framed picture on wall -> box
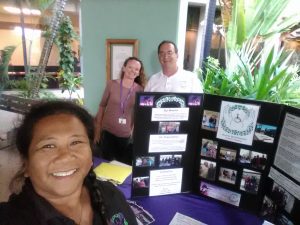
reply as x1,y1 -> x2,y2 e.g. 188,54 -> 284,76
106,39 -> 139,80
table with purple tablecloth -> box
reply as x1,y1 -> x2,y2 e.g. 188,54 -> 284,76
93,157 -> 263,225
133,193 -> 263,225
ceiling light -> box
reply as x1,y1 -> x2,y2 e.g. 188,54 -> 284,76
22,8 -> 31,15
3,6 -> 41,15
30,9 -> 41,16
3,6 -> 20,14
13,26 -> 41,39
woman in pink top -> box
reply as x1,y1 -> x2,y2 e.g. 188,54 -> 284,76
94,57 -> 146,164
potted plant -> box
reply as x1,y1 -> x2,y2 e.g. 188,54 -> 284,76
198,0 -> 300,107
54,15 -> 83,101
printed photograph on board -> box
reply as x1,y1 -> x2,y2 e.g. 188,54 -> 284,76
149,168 -> 183,196
139,95 -> 154,106
201,138 -> 218,159
201,110 -> 219,132
133,176 -> 150,189
238,148 -> 267,170
188,95 -> 201,106
270,182 -> 295,213
240,169 -> 261,194
219,147 -> 237,162
158,121 -> 180,134
135,156 -> 155,167
254,123 -> 277,144
159,154 -> 182,167
199,159 -> 216,181
218,167 -> 237,184
260,196 -> 277,222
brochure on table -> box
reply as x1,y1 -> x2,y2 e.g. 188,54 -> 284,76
131,93 -> 300,224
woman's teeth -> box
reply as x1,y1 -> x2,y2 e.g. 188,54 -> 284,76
52,169 -> 77,177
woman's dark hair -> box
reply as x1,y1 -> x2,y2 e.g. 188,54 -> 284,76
16,100 -> 94,158
14,100 -> 109,224
120,56 -> 146,88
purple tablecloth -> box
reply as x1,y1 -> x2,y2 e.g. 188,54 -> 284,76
93,158 -> 263,225
133,193 -> 263,225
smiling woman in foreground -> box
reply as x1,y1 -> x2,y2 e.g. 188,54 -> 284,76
0,101 -> 137,225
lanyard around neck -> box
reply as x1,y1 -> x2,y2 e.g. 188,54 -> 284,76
120,79 -> 135,116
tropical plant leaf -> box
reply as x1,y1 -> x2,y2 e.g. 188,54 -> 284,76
200,0 -> 300,106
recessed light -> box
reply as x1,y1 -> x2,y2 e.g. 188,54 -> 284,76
3,6 -> 20,14
3,6 -> 41,16
13,26 -> 41,38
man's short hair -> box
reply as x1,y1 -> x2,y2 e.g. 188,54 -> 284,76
157,40 -> 178,54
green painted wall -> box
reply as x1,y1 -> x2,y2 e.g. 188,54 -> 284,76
81,0 -> 180,114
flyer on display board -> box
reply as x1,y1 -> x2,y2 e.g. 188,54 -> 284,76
200,181 -> 241,206
151,108 -> 189,121
148,134 -> 187,153
216,101 -> 260,146
274,113 -> 300,182
149,168 -> 183,196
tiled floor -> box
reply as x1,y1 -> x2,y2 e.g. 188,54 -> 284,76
0,145 -> 21,202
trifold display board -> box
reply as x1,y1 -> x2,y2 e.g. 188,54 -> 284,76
132,93 -> 203,196
131,93 -> 300,224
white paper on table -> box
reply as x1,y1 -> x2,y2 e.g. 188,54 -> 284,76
169,212 -> 207,225
262,220 -> 275,225
149,168 -> 182,196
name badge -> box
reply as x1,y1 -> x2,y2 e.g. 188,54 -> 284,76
118,118 -> 127,125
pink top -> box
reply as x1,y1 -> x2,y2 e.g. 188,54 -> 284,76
98,80 -> 143,137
